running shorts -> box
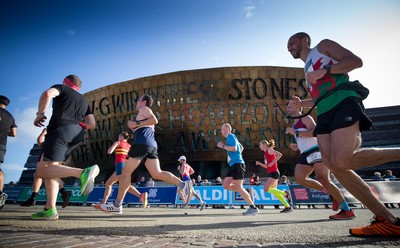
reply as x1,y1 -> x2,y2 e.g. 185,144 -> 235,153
314,97 -> 372,135
225,163 -> 245,180
298,147 -> 321,166
268,171 -> 280,180
41,125 -> 84,162
128,144 -> 158,160
115,162 -> 125,175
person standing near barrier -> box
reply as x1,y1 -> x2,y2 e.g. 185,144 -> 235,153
32,75 -> 99,220
287,32 -> 400,236
256,139 -> 293,213
93,132 -> 148,210
177,155 -> 206,210
99,94 -> 192,214
146,177 -> 155,187
0,95 -> 17,210
382,170 -> 399,209
20,128 -> 72,208
285,100 -> 355,220
217,123 -> 259,216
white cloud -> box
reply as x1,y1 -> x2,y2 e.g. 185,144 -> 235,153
11,107 -> 49,143
244,2 -> 255,18
2,163 -> 25,184
3,106 -> 51,184
66,29 -> 76,37
212,55 -> 222,62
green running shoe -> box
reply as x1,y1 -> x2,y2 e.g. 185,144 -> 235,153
80,164 -> 100,196
31,207 -> 59,220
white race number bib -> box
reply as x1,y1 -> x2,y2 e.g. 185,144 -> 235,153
306,151 -> 322,164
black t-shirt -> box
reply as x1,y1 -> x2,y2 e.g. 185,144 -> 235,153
0,108 -> 17,146
47,84 -> 92,131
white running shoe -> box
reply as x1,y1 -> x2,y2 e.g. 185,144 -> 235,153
0,192 -> 8,209
242,207 -> 260,216
200,202 -> 206,211
179,181 -> 192,206
99,202 -> 122,214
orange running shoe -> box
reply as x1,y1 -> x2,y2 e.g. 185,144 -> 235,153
329,209 -> 356,220
350,216 -> 400,237
330,195 -> 339,211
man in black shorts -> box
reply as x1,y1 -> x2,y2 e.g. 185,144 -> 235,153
32,75 -> 98,220
217,123 -> 259,215
287,32 -> 400,236
0,95 -> 17,210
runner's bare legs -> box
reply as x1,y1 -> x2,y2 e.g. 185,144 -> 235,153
318,121 -> 399,223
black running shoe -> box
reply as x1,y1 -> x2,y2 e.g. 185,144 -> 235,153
61,190 -> 72,208
20,197 -> 36,207
280,206 -> 294,213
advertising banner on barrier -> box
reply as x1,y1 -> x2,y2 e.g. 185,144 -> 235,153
4,181 -> 400,205
126,187 -> 177,205
16,187 -> 88,203
363,181 -> 400,203
175,185 -> 291,205
87,186 -> 177,205
3,187 -> 25,201
175,186 -> 232,205
288,184 -> 332,205
288,181 -> 400,205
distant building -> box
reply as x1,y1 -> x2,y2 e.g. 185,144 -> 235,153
17,67 -> 400,185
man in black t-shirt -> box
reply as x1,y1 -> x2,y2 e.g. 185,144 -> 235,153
0,95 -> 17,210
31,75 -> 99,220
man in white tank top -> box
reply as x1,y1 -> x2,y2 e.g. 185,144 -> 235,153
285,101 -> 355,220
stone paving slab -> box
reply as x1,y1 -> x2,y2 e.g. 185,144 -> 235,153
0,204 -> 399,247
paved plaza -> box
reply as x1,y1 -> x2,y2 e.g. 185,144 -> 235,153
0,204 -> 399,247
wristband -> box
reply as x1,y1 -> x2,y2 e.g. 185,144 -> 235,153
79,122 -> 87,129
36,112 -> 45,117
136,120 -> 141,126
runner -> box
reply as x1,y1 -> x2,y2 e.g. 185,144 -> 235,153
217,123 -> 259,216
93,132 -> 148,210
255,139 -> 293,213
177,155 -> 206,210
99,94 -> 191,214
287,32 -> 400,236
0,95 -> 17,210
285,101 -> 355,219
32,75 -> 99,220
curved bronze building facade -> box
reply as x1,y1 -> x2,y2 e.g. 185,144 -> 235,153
71,66 -> 311,183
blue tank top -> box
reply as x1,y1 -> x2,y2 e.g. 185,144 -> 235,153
133,126 -> 157,149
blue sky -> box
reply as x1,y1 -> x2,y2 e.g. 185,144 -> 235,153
1,0 -> 399,184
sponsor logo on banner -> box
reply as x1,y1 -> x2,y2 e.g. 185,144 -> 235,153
17,187 -> 88,203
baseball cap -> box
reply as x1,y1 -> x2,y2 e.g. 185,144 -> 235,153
178,155 -> 187,161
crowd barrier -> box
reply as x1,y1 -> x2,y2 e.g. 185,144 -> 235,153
3,181 -> 400,206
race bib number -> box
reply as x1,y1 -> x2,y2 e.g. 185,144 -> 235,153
306,151 -> 322,164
